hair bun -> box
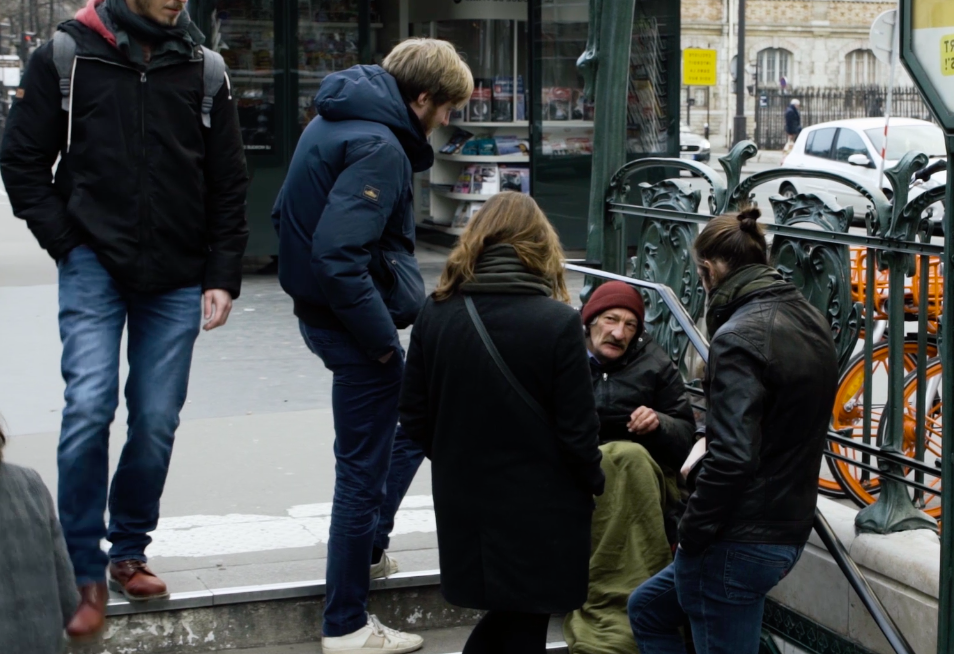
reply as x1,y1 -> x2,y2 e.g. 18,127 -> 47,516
737,208 -> 762,235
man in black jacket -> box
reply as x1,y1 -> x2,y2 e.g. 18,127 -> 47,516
0,0 -> 248,640
784,99 -> 802,153
272,39 -> 471,653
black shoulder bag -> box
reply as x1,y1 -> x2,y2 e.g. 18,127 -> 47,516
464,295 -> 550,425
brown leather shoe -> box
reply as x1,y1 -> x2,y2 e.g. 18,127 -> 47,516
108,560 -> 169,601
66,581 -> 107,641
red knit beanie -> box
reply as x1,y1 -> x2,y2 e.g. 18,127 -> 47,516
581,281 -> 646,332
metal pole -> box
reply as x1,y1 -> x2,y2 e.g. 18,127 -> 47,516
732,0 -> 746,145
687,85 -> 691,126
937,132 -> 954,654
580,0 -> 638,279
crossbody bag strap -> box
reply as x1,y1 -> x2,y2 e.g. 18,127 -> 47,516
464,295 -> 550,426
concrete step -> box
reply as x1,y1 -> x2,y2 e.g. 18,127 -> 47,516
195,625 -> 569,653
67,571 -> 570,654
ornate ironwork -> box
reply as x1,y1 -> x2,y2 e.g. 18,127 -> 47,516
631,180 -> 706,370
762,600 -> 879,654
855,152 -> 939,536
768,192 -> 861,372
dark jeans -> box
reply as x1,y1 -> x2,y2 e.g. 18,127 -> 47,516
628,541 -> 803,654
57,246 -> 201,585
299,322 -> 426,637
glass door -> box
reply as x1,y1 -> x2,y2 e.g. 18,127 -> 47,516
531,0 -> 591,249
199,0 -> 287,256
209,0 -> 284,165
530,0 -> 681,250
294,0 -> 381,137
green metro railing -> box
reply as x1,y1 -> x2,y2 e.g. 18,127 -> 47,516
577,1 -> 952,650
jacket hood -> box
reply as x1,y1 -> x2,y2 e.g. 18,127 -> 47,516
75,0 -> 117,46
316,65 -> 433,172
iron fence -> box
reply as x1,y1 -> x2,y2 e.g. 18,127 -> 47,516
754,86 -> 935,150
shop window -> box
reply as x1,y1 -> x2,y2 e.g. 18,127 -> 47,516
210,1 -> 277,154
297,1 -> 381,132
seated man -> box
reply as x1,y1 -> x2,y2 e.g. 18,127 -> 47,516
564,281 -> 696,654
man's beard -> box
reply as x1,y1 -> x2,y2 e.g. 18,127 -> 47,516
419,104 -> 440,135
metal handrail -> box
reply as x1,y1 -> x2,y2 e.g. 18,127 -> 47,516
564,262 -> 918,654
813,511 -> 916,654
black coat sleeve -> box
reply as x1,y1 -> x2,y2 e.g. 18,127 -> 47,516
0,44 -> 83,261
679,332 -> 766,554
635,358 -> 696,471
399,305 -> 432,457
202,70 -> 250,298
552,312 -> 605,496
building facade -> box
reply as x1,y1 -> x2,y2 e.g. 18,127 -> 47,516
681,0 -> 913,149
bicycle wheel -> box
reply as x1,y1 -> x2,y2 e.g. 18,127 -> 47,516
827,341 -> 936,501
837,357 -> 943,518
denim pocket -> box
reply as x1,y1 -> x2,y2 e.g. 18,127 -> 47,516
723,543 -> 801,602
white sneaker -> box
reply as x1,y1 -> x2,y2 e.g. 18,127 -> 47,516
321,614 -> 423,653
370,552 -> 399,580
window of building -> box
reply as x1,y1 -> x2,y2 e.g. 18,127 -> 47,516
845,49 -> 885,87
757,48 -> 791,86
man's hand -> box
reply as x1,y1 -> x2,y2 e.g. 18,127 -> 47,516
378,351 -> 394,364
203,289 -> 233,331
628,406 -> 660,435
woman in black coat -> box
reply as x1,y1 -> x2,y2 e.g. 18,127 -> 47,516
399,192 -> 605,654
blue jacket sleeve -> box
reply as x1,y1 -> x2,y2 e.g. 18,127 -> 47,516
312,139 -> 407,359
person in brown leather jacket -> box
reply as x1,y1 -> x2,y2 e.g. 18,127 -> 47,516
628,208 -> 838,654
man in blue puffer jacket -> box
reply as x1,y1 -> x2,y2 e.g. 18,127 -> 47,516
272,39 -> 472,654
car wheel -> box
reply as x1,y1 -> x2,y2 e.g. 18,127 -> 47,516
780,183 -> 797,199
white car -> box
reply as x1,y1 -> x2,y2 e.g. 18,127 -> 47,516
778,118 -> 947,232
679,123 -> 711,163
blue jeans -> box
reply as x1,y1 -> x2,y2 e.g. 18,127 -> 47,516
57,246 -> 201,585
628,541 -> 803,654
299,322 -> 426,637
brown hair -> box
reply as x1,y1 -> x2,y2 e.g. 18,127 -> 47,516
693,207 -> 768,275
382,38 -> 474,108
434,192 -> 570,303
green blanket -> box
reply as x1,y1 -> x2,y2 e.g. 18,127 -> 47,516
564,441 -> 680,654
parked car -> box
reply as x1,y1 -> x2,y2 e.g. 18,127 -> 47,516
778,118 -> 946,232
679,123 -> 711,163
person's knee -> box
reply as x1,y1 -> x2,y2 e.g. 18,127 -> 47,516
627,584 -> 652,632
61,381 -> 120,449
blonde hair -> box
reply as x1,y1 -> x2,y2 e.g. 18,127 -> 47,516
382,38 -> 474,108
434,192 -> 570,303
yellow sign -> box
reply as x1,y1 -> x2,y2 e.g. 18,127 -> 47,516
944,34 -> 954,76
911,0 -> 954,113
914,0 -> 954,30
683,49 -> 718,87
